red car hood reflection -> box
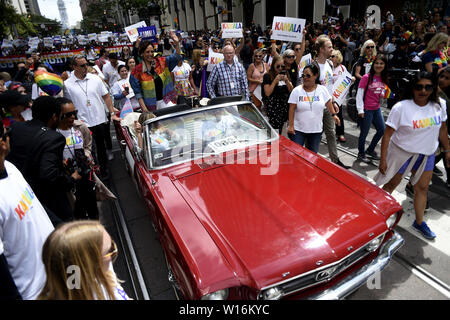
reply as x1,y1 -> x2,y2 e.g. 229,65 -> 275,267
171,147 -> 389,289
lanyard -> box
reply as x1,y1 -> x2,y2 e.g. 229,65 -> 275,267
76,78 -> 91,106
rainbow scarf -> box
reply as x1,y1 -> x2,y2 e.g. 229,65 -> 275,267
132,57 -> 176,110
34,70 -> 63,96
431,50 -> 448,68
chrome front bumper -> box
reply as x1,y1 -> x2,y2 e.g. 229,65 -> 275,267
308,231 -> 404,300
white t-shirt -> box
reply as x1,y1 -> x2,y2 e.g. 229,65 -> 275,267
317,60 -> 334,94
57,128 -> 84,161
387,99 -> 448,155
288,85 -> 332,133
0,161 -> 54,300
172,62 -> 191,82
64,73 -> 109,127
102,60 -> 125,87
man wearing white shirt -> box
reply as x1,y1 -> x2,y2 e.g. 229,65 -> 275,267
64,54 -> 121,177
0,121 -> 54,299
102,52 -> 125,87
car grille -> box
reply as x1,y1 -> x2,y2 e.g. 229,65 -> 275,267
259,234 -> 385,299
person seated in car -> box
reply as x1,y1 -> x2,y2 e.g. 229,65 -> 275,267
134,112 -> 182,152
201,108 -> 239,141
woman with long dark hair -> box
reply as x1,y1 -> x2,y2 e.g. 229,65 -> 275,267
375,71 -> 450,240
287,63 -> 340,153
356,54 -> 389,163
262,55 -> 294,134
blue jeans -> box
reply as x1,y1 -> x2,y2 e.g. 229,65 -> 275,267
290,130 -> 323,153
358,108 -> 385,154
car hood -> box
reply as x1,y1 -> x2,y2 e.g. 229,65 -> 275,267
171,146 -> 390,289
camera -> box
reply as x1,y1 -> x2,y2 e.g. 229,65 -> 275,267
280,70 -> 287,75
64,149 -> 92,178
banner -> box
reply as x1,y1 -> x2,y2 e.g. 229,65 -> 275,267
137,25 -> 158,43
221,22 -> 243,38
331,70 -> 353,106
207,48 -> 224,72
125,21 -> 147,42
0,46 -> 129,71
271,16 -> 305,43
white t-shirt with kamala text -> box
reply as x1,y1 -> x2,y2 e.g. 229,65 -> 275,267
386,99 -> 447,155
288,84 -> 332,133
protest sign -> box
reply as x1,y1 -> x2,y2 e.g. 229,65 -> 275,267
221,22 -> 243,38
137,25 -> 158,43
331,70 -> 353,106
271,16 -> 305,43
117,78 -> 135,99
125,21 -> 147,42
299,53 -> 312,72
207,48 -> 224,72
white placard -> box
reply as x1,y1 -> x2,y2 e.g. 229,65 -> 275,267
207,48 -> 224,72
221,22 -> 243,38
117,78 -> 135,99
271,17 -> 306,43
331,70 -> 353,106
299,53 -> 312,71
124,21 -> 147,42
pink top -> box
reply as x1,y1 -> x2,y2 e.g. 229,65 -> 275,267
358,74 -> 386,110
248,63 -> 267,92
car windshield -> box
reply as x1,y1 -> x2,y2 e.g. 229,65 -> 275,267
145,103 -> 277,168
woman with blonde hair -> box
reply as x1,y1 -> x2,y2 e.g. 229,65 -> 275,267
38,220 -> 130,300
354,39 -> 377,82
247,48 -> 268,110
330,49 -> 354,142
422,32 -> 449,73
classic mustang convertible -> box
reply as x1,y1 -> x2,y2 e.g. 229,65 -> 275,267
115,100 -> 404,300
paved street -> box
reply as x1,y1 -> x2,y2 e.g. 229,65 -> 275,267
103,102 -> 450,300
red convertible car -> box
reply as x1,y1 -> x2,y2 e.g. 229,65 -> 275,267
115,100 -> 404,300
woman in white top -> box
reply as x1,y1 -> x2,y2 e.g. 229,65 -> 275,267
38,220 -> 131,300
171,56 -> 196,99
111,65 -> 139,110
288,63 -> 340,153
375,72 -> 450,240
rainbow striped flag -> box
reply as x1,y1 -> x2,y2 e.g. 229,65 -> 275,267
383,85 -> 394,99
34,70 -> 63,96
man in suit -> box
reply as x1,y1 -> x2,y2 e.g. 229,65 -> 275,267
7,96 -> 81,223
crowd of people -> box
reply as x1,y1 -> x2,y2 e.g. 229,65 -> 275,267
0,6 -> 450,300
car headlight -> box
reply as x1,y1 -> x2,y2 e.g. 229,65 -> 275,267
386,212 -> 398,229
259,287 -> 283,300
201,289 -> 229,300
366,235 -> 384,252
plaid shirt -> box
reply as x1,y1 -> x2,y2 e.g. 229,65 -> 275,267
206,61 -> 250,101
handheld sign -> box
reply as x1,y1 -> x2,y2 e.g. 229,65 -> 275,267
207,48 -> 224,72
125,21 -> 147,42
271,17 -> 305,43
331,70 -> 353,106
221,22 -> 243,38
137,26 -> 158,43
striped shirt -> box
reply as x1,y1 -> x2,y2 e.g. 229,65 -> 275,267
206,61 -> 250,101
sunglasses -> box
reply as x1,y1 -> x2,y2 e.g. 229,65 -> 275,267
366,46 -> 375,49
330,55 -> 336,58
62,110 -> 78,118
255,55 -> 263,58
294,48 -> 302,51
103,240 -> 118,262
286,55 -> 295,59
302,73 -> 312,78
275,64 -> 285,69
77,63 -> 88,68
1,127 -> 11,141
413,84 -> 434,92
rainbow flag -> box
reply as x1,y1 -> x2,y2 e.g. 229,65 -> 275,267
34,70 -> 63,96
383,85 -> 394,99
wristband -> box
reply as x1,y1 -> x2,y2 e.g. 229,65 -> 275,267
331,113 -> 338,116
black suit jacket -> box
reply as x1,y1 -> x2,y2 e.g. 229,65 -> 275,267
7,119 -> 74,222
